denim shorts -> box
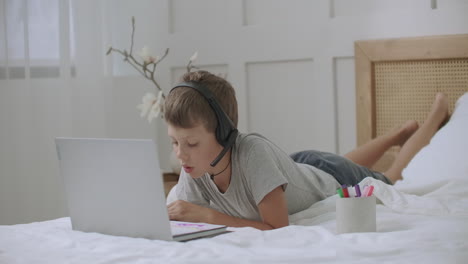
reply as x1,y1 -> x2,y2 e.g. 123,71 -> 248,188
290,150 -> 392,186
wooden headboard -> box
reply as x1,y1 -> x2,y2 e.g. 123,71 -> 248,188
354,34 -> 468,172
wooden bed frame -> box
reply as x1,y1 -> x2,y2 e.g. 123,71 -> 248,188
354,34 -> 468,172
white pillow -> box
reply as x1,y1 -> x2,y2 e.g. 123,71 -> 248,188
400,92 -> 468,185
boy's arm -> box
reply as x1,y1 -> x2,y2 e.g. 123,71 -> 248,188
167,186 -> 288,230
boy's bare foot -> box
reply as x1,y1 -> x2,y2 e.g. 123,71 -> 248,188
394,120 -> 419,146
429,93 -> 450,127
384,93 -> 450,184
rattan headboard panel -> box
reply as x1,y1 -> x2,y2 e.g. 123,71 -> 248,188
374,59 -> 468,139
355,34 -> 468,171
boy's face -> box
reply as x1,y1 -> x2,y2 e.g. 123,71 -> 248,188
168,123 -> 223,178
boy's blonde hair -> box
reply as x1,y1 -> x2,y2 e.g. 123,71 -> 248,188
164,71 -> 238,133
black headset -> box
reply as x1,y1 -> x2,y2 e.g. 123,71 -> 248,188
170,81 -> 239,167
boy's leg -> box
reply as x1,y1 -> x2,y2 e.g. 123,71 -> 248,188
290,150 -> 392,186
344,121 -> 419,168
384,93 -> 449,184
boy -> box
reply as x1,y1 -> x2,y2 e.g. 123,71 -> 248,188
165,70 -> 449,230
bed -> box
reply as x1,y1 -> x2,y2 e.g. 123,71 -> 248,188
1,35 -> 468,263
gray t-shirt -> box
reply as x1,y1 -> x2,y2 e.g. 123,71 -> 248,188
176,133 -> 340,221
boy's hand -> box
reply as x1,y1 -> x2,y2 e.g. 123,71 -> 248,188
167,200 -> 211,223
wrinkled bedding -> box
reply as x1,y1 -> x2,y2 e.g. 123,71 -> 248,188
1,177 -> 467,264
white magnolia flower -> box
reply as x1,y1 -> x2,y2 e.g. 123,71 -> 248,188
136,92 -> 157,118
146,91 -> 164,123
189,51 -> 198,62
138,46 -> 158,64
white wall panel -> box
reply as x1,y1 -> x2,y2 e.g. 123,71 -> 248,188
244,0 -> 319,26
333,57 -> 356,155
439,0 -> 468,9
246,59 -> 322,155
0,0 -> 7,79
333,0 -> 430,18
170,0 -> 231,33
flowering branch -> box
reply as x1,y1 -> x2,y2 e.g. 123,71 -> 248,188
106,17 -> 167,94
106,16 -> 198,123
187,51 -> 199,72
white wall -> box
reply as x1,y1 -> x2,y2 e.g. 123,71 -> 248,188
153,0 -> 468,164
1,0 -> 467,225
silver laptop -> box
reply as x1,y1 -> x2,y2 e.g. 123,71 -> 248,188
55,137 -> 226,241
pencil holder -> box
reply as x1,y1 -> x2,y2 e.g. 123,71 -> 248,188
336,195 -> 376,234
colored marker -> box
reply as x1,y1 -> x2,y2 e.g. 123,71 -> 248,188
365,185 -> 374,197
362,185 -> 368,197
337,188 -> 344,198
341,185 -> 349,198
354,184 -> 361,197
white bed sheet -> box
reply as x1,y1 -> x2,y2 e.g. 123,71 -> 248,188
1,177 -> 468,264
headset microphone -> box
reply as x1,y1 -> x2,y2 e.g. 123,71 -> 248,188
170,81 -> 238,168
209,129 -> 237,167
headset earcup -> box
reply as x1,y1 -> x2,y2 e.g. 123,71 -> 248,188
216,120 -> 228,147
